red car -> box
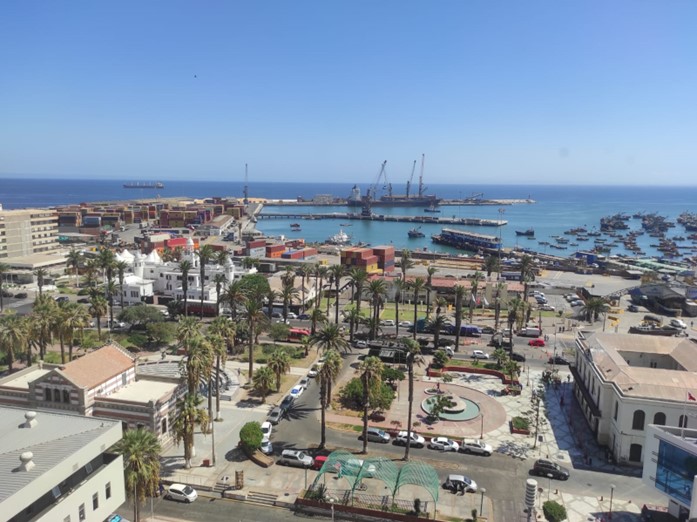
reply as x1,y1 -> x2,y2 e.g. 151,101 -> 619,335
529,338 -> 546,347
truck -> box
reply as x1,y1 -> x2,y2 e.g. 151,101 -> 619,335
518,326 -> 542,337
447,324 -> 482,337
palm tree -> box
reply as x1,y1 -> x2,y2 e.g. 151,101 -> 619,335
252,366 -> 275,402
221,279 -> 247,321
280,277 -> 299,322
33,268 -> 49,297
309,323 -> 350,354
367,279 -> 387,339
453,285 -> 466,351
178,260 -> 193,316
328,264 -> 344,324
348,267 -> 368,315
207,318 -> 235,419
317,348 -> 342,448
105,280 -> 118,328
483,255 -> 500,278
403,338 -> 423,461
298,264 -> 311,312
428,313 -> 449,350
519,254 -> 536,311
400,249 -> 414,279
62,302 -> 91,360
507,296 -> 524,341
410,277 -> 426,340
114,260 -> 129,310
196,244 -> 216,319
265,289 -> 279,320
393,277 -> 406,336
242,297 -> 267,378
469,271 -> 483,323
66,248 -> 82,288
89,294 -> 108,339
213,273 -> 227,316
114,428 -> 161,522
215,249 -> 229,267
173,393 -> 210,469
31,294 -> 57,360
425,266 -> 437,317
176,316 -> 202,356
315,265 -> 329,308
582,297 -> 608,322
359,356 -> 383,454
343,307 -> 361,343
180,338 -> 213,396
0,262 -> 9,311
267,348 -> 291,391
494,281 -> 506,331
84,258 -> 100,290
0,313 -> 28,371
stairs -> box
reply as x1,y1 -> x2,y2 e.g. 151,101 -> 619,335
246,490 -> 278,506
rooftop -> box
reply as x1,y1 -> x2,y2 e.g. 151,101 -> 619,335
107,378 -> 178,403
59,343 -> 135,389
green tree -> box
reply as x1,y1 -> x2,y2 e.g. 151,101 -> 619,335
409,277 -> 426,340
268,322 -> 290,343
400,249 -> 414,279
280,275 -> 299,322
542,500 -> 568,522
237,273 -> 271,300
178,259 -> 193,316
310,307 -> 327,335
33,268 -> 49,297
208,317 -> 235,419
180,337 -> 212,396
359,356 -> 384,453
328,264 -> 344,324
243,297 -> 268,378
267,348 -> 291,391
348,267 -> 368,316
298,264 -> 311,312
239,421 -> 264,454
173,393 -> 210,469
146,322 -> 176,347
581,297 -> 608,322
317,348 -> 343,449
196,244 -> 216,319
402,339 -> 422,462
31,294 -> 58,360
425,265 -> 437,317
89,294 -> 108,339
61,302 -> 91,361
367,278 -> 387,339
428,313 -> 449,350
252,366 -> 275,402
453,284 -> 466,352
483,255 -> 500,278
114,428 -> 161,522
393,277 -> 406,336
342,306 -> 361,343
119,305 -> 165,330
314,265 -> 328,308
469,271 -> 483,323
213,273 -> 227,316
221,279 -> 247,321
176,316 -> 202,357
114,260 -> 129,310
0,313 -> 29,371
66,248 -> 83,289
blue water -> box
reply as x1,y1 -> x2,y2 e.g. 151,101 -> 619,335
1,178 -> 696,258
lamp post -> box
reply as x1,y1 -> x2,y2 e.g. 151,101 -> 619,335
609,484 -> 616,519
330,498 -> 335,522
480,487 -> 486,517
480,411 -> 485,439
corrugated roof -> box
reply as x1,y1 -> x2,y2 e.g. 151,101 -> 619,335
60,343 -> 135,389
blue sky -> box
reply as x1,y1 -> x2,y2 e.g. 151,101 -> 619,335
1,1 -> 696,185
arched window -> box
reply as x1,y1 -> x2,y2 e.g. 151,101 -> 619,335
62,390 -> 70,403
53,389 -> 61,402
653,412 -> 666,425
632,410 -> 645,430
679,415 -> 688,428
44,388 -> 51,401
614,402 -> 619,420
629,443 -> 643,462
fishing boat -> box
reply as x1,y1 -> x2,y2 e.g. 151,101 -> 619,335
515,228 -> 535,237
423,203 -> 441,213
408,226 -> 425,238
290,223 -> 301,228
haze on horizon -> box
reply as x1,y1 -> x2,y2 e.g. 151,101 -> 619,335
1,1 -> 696,186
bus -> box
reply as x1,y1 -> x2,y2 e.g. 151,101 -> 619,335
287,328 -> 311,342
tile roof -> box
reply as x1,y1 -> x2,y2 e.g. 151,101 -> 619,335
60,343 -> 135,389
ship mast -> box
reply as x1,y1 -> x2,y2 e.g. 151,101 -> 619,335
418,153 -> 426,197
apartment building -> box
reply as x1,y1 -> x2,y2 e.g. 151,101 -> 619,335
0,208 -> 59,259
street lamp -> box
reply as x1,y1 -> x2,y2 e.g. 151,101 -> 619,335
330,498 -> 335,522
479,487 -> 486,517
480,411 -> 485,439
609,484 -> 616,519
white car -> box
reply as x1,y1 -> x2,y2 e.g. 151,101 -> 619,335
460,439 -> 493,456
290,385 -> 304,399
428,437 -> 460,452
354,340 -> 368,348
308,365 -> 319,378
670,318 -> 687,329
260,421 -> 272,439
399,320 -> 414,327
326,458 -> 377,478
380,319 -> 396,327
395,431 -> 426,448
286,312 -> 298,319
166,483 -> 198,503
261,439 -> 274,455
298,377 -> 310,389
540,304 -> 555,312
471,350 -> 490,360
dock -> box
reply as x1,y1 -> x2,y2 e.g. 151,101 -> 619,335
256,211 -> 507,227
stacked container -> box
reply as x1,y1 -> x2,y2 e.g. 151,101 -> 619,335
266,244 -> 286,258
371,245 -> 396,272
340,247 -> 380,273
246,239 -> 266,258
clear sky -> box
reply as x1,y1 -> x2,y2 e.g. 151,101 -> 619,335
1,1 -> 696,185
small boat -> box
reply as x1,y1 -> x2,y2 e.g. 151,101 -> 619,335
408,226 -> 425,238
424,204 -> 441,213
326,228 -> 351,245
516,228 -> 535,237
290,223 -> 301,228
340,223 -> 353,227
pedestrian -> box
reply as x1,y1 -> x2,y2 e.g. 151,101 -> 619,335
159,481 -> 164,497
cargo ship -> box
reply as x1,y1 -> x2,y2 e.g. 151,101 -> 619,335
431,227 -> 501,254
123,182 -> 165,189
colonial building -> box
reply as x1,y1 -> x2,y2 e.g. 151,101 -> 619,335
572,331 -> 697,466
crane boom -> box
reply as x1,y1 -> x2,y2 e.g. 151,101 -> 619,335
406,159 -> 416,198
418,153 -> 426,197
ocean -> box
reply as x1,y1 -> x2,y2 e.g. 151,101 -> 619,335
1,178 -> 697,259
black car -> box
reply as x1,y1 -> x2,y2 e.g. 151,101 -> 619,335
548,356 -> 570,365
1,290 -> 14,298
531,459 -> 570,480
14,292 -> 28,299
510,352 -> 526,362
298,313 -> 311,320
77,298 -> 90,304
280,395 -> 294,412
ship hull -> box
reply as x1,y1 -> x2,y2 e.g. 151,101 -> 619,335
347,195 -> 441,207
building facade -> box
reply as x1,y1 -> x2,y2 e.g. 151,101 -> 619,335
0,208 -> 59,259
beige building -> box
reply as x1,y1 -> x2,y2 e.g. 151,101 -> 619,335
0,208 -> 60,259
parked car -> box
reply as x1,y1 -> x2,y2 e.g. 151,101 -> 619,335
298,313 -> 311,320
298,377 -> 310,390
14,292 -> 28,299
471,350 -> 489,360
670,318 -> 687,330
77,298 -> 90,304
354,340 -> 368,348
54,296 -> 69,303
380,319 -> 396,327
399,320 -> 413,327
286,312 -> 298,319
531,459 -> 570,480
260,439 -> 274,456
627,304 -> 639,312
268,407 -> 283,425
548,356 -> 570,365
443,346 -> 455,357
280,395 -> 294,412
166,484 -> 198,503
443,474 -> 478,493
528,338 -> 546,347
540,304 -> 555,311
271,312 -> 283,318
308,365 -> 319,378
290,385 -> 304,399
358,427 -> 391,444
460,439 -> 493,456
510,352 -> 527,362
570,300 -> 584,307
428,437 -> 460,452
278,449 -> 313,468
261,421 -> 272,439
1,290 -> 13,298
311,455 -> 328,471
394,431 -> 426,448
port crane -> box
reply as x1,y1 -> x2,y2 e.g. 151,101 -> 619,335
243,163 -> 249,204
405,160 -> 416,198
417,154 -> 426,197
362,160 -> 387,217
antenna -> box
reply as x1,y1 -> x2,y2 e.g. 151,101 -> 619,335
243,163 -> 249,204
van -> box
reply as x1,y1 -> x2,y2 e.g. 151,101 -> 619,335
518,326 -> 542,337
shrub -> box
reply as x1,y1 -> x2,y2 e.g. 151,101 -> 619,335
512,416 -> 530,431
542,500 -> 567,522
239,421 -> 263,454
340,377 -> 395,411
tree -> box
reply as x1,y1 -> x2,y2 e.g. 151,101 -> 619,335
208,317 -> 235,419
213,273 -> 227,316
427,394 -> 454,423
221,279 -> 247,321
66,248 -> 82,289
403,339 -> 423,462
453,285 -> 466,351
410,277 -> 426,340
146,322 -> 176,347
61,302 -> 91,360
494,281 -> 506,331
237,273 -> 271,301
425,266 -> 437,317
239,421 -> 264,454
119,305 -> 164,330
315,265 -> 328,308
483,255 -> 500,278
542,500 -> 567,522
0,313 -> 28,371
310,307 -> 327,335
114,260 -> 129,310
33,268 -> 49,297
519,254 -> 536,318
400,249 -> 414,279
393,277 -> 406,336
492,347 -> 508,369
252,366 -> 275,402
181,337 -> 212,398
268,322 -> 290,343
348,267 -> 368,316
342,307 -> 361,343
104,279 -> 118,328
507,296 -> 524,341
428,313 -> 449,350
581,297 -> 608,322
469,271 -> 482,323
328,264 -> 344,324
176,316 -> 202,357
178,260 -> 193,316
196,244 -> 216,319
243,297 -> 268,378
30,294 -> 57,360
89,294 -> 108,339
317,348 -> 343,448
367,278 -> 387,340
309,324 -> 350,354
280,275 -> 299,322
114,428 -> 161,522
298,264 -> 311,312
267,348 -> 291,391
172,393 -> 210,469
359,356 -> 384,453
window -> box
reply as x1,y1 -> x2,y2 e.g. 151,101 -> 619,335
679,415 -> 688,428
85,462 -> 93,474
78,503 -> 85,521
613,402 -> 618,421
106,482 -> 111,499
632,409 -> 645,430
653,412 -> 666,425
45,388 -> 51,401
92,492 -> 98,510
63,389 -> 70,403
54,389 -> 61,402
161,418 -> 167,435
629,443 -> 643,462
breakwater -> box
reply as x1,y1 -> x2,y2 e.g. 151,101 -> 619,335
257,211 -> 506,227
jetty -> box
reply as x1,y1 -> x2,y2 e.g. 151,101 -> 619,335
257,211 -> 506,227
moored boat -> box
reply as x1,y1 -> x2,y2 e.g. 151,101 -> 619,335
431,227 -> 501,254
516,228 -> 535,237
408,226 -> 425,238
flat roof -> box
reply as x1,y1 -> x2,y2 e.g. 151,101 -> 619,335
2,253 -> 66,269
108,379 -> 178,403
0,368 -> 51,389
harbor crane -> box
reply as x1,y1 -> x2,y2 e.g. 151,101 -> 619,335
243,163 -> 249,204
362,160 -> 387,217
405,159 -> 416,198
418,153 -> 426,197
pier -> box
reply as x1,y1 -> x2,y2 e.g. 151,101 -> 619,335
257,211 -> 507,227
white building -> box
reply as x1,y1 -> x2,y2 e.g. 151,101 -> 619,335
0,407 -> 125,522
572,331 -> 697,466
